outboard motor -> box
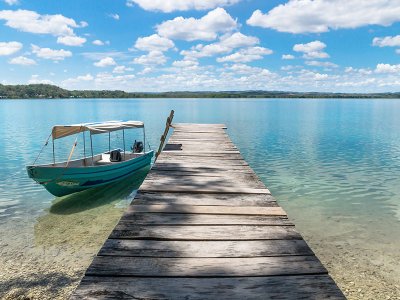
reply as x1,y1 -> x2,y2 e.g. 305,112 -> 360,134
110,149 -> 122,162
132,140 -> 144,153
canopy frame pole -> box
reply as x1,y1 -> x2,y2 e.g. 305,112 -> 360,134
83,131 -> 86,158
108,132 -> 111,153
143,126 -> 146,153
123,129 -> 126,161
90,131 -> 94,166
52,138 -> 55,165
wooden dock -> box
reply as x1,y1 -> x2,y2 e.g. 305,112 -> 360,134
72,123 -> 345,299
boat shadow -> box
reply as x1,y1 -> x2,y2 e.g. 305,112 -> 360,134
49,165 -> 151,215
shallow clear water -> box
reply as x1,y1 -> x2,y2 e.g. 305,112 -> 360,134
0,98 -> 399,298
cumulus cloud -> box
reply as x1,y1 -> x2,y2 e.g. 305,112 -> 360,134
57,35 -> 86,46
282,54 -> 294,60
109,13 -> 120,20
247,0 -> 400,33
113,65 -> 133,73
126,0 -> 240,12
28,74 -> 54,85
133,50 -> 167,65
4,0 -> 18,5
293,41 -> 329,59
305,60 -> 338,68
9,56 -> 36,65
92,40 -> 105,46
31,44 -> 72,61
134,34 -> 174,52
375,63 -> 400,74
156,8 -> 237,41
181,32 -> 259,60
94,57 -> 116,67
217,46 -> 273,63
172,59 -> 199,68
373,35 -> 400,47
0,41 -> 22,55
0,9 -> 87,44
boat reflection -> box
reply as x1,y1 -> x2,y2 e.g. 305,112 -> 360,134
34,165 -> 150,249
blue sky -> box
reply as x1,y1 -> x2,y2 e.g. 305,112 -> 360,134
0,0 -> 400,92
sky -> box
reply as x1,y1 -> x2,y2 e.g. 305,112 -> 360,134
0,0 -> 400,93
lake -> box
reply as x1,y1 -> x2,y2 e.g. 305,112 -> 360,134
0,98 -> 399,299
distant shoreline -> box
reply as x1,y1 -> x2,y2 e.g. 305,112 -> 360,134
1,83 -> 400,99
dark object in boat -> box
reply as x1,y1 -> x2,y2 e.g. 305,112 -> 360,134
110,149 -> 122,162
133,140 -> 144,153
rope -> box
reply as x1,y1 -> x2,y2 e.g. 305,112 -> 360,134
32,132 -> 52,165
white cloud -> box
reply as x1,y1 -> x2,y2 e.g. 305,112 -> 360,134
133,51 -> 167,65
172,59 -> 199,68
94,57 -> 116,67
4,0 -> 18,5
81,51 -> 128,60
0,10 -> 87,41
0,41 -> 22,55
282,54 -> 294,60
126,0 -> 240,12
28,74 -> 54,85
139,67 -> 153,75
57,35 -> 86,46
134,34 -> 175,52
344,67 -> 372,75
375,63 -> 400,74
9,56 -> 36,65
113,65 -> 133,73
217,46 -> 273,63
229,64 -> 273,76
181,32 -> 259,60
109,13 -> 120,20
92,40 -> 105,46
247,0 -> 400,33
156,8 -> 237,41
305,60 -> 338,68
31,44 -> 72,61
77,74 -> 94,81
373,35 -> 400,47
293,41 -> 329,59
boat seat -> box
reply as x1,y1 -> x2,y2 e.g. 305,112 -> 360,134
96,153 -> 113,165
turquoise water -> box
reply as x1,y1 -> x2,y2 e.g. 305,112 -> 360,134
0,98 -> 400,298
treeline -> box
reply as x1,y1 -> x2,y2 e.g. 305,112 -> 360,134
1,83 -> 400,99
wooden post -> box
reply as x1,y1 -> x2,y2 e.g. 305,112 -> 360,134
155,110 -> 174,162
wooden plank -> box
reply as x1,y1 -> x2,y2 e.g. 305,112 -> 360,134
134,192 -> 278,207
119,213 -> 292,225
98,239 -> 310,257
72,275 -> 345,300
110,225 -> 301,240
151,164 -> 253,171
127,204 -> 286,216
140,185 -> 271,194
86,256 -> 327,277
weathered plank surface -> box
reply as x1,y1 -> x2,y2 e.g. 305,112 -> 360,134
72,123 -> 344,299
86,256 -> 327,277
110,224 -> 302,240
72,276 -> 345,300
98,240 -> 312,257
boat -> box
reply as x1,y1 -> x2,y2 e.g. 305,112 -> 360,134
26,120 -> 154,197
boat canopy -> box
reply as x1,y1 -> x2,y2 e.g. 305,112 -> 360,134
51,121 -> 144,140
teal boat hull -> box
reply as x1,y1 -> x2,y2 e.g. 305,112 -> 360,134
26,151 -> 153,197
